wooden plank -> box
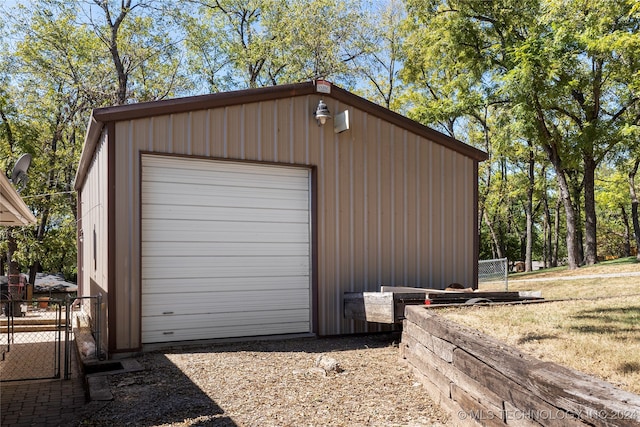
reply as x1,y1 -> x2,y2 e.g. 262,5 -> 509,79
402,332 -> 505,415
451,383 -> 508,427
404,318 -> 457,362
402,321 -> 434,351
502,401 -> 546,427
453,348 -> 585,427
432,335 -> 456,363
405,306 -> 549,375
343,292 -> 394,324
527,362 -> 640,427
406,364 -> 482,427
344,291 -> 426,323
404,344 -> 453,397
382,285 -> 447,294
404,307 -> 640,427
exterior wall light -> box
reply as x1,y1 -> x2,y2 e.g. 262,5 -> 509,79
314,99 -> 332,126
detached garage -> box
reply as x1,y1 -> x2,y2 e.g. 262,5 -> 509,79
74,81 -> 487,356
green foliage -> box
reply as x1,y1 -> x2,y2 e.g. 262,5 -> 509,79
402,0 -> 640,266
182,0 -> 368,91
3,0 -> 640,278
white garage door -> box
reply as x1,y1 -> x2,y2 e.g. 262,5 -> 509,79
141,155 -> 311,343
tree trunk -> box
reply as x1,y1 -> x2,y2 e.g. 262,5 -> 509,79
6,231 -> 19,285
549,159 -> 579,269
621,205 -> 631,257
6,230 -> 23,316
483,211 -> 503,259
542,191 -> 552,268
534,95 -> 579,269
553,197 -> 561,267
628,159 -> 640,262
96,0 -> 131,104
568,174 -> 585,264
583,156 -> 598,265
525,145 -> 535,272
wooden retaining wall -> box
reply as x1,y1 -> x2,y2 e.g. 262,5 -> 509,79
400,305 -> 640,427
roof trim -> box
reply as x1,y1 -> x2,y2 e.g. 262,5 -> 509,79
74,81 -> 488,189
0,173 -> 37,226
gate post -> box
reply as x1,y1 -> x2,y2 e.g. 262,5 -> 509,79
64,294 -> 71,379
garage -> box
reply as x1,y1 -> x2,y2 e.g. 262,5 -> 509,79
75,81 -> 487,355
140,154 -> 312,343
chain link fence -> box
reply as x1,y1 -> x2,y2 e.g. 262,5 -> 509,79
478,258 -> 509,290
0,294 -> 102,382
0,296 -> 70,381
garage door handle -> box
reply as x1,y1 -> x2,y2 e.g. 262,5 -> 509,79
162,311 -> 174,315
163,331 -> 174,335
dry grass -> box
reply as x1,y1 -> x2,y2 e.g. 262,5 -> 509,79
442,258 -> 640,395
508,256 -> 640,279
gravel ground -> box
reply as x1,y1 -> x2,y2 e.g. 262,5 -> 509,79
75,333 -> 448,427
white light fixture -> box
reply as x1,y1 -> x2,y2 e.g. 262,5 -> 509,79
314,99 -> 332,126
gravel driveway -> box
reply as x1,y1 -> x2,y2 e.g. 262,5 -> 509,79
74,333 -> 448,426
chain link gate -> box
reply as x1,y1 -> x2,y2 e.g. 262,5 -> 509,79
478,257 -> 509,290
0,295 -> 73,382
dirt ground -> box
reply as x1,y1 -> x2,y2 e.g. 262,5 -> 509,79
74,333 -> 449,427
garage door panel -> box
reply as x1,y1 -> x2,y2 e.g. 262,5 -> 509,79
142,195 -> 308,211
142,242 -> 309,257
143,310 -> 310,331
142,289 -> 310,315
143,159 -> 309,189
142,220 -> 309,237
142,312 -> 310,343
141,230 -> 309,245
141,155 -> 311,344
144,323 -> 311,343
142,205 -> 309,223
142,181 -> 308,203
143,270 -> 308,281
142,173 -> 309,192
141,276 -> 310,294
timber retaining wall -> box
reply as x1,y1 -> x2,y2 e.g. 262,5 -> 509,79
400,305 -> 640,427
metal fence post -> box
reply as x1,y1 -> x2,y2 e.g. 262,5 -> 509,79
64,294 -> 71,379
504,258 -> 509,291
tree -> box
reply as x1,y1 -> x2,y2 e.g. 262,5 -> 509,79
402,0 -> 640,269
1,0 -> 191,282
183,0 -> 368,90
596,166 -> 635,258
352,0 -> 405,110
88,0 -> 191,104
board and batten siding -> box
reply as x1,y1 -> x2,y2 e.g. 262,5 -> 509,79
110,94 -> 476,351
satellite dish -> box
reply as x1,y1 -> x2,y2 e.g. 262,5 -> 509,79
11,153 -> 32,193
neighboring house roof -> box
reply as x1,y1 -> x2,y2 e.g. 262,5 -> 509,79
0,173 -> 37,226
75,81 -> 488,190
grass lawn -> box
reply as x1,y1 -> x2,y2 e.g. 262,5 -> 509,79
440,257 -> 640,395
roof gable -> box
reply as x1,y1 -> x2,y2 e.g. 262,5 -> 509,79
75,81 -> 487,189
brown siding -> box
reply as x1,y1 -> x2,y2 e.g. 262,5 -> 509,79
78,131 -> 109,353
108,94 -> 479,351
